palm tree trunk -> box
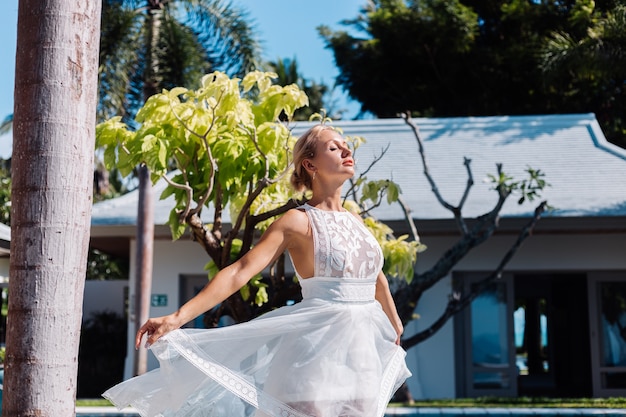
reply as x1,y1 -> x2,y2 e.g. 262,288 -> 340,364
132,3 -> 162,375
133,164 -> 154,376
5,0 -> 101,415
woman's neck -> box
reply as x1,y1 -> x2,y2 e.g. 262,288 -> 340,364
307,188 -> 344,212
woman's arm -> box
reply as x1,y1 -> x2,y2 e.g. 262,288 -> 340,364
375,271 -> 404,345
136,210 -> 301,349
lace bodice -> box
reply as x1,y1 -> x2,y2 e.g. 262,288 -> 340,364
301,204 -> 383,281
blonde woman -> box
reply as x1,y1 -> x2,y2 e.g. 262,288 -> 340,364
104,125 -> 410,417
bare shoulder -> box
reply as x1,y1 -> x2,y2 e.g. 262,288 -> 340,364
272,208 -> 310,238
274,207 -> 309,235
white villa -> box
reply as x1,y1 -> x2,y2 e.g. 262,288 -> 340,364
83,113 -> 626,399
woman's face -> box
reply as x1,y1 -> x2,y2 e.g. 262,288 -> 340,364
308,129 -> 354,181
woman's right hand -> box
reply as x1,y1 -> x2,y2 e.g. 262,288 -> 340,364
131,208 -> 298,351
135,313 -> 182,349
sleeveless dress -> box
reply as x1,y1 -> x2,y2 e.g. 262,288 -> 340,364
103,204 -> 411,417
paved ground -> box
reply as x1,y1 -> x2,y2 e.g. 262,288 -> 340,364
76,406 -> 626,416
385,408 -> 626,416
76,406 -> 138,416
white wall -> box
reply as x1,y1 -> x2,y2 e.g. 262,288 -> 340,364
423,233 -> 626,272
404,276 -> 456,399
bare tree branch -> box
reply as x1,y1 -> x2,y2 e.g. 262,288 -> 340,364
392,113 -> 549,352
397,196 -> 420,243
400,113 -> 457,212
400,112 -> 473,235
401,201 -> 548,350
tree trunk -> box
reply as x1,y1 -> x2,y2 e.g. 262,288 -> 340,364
133,164 -> 154,376
5,1 -> 101,416
131,4 -> 162,375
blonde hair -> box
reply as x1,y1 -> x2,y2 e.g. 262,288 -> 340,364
290,125 -> 333,192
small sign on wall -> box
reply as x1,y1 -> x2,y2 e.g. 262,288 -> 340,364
151,294 -> 168,307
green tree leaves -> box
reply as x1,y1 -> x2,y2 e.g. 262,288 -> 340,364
321,0 -> 626,147
486,165 -> 550,205
97,71 -> 307,242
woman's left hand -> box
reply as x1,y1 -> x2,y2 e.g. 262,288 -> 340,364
395,323 -> 404,346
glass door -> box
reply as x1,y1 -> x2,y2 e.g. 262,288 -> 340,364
514,275 -> 554,395
588,272 -> 626,396
460,273 -> 517,397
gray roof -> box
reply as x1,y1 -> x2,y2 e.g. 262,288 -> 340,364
91,172 -> 180,225
292,113 -> 626,220
91,113 -> 626,226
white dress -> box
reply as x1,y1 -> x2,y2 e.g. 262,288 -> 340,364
103,204 -> 411,417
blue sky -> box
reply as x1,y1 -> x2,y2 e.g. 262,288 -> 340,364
0,1 -> 17,157
0,0 -> 365,158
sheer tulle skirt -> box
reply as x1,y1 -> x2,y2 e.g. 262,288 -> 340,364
103,284 -> 410,417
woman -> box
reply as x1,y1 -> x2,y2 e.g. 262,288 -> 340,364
104,125 -> 411,417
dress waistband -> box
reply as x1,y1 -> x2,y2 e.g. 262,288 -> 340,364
298,276 -> 376,303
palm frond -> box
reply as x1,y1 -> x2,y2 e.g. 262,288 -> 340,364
98,0 -> 146,121
97,0 -> 262,121
542,5 -> 626,79
540,31 -> 582,73
177,0 -> 262,77
595,5 -> 626,75
266,57 -> 301,86
156,14 -> 211,91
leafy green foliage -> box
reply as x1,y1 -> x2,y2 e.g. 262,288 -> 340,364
320,0 -> 626,147
361,179 -> 401,206
486,165 -> 550,205
95,0 -> 263,203
98,71 -> 306,239
264,57 -> 344,121
86,249 -> 129,281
